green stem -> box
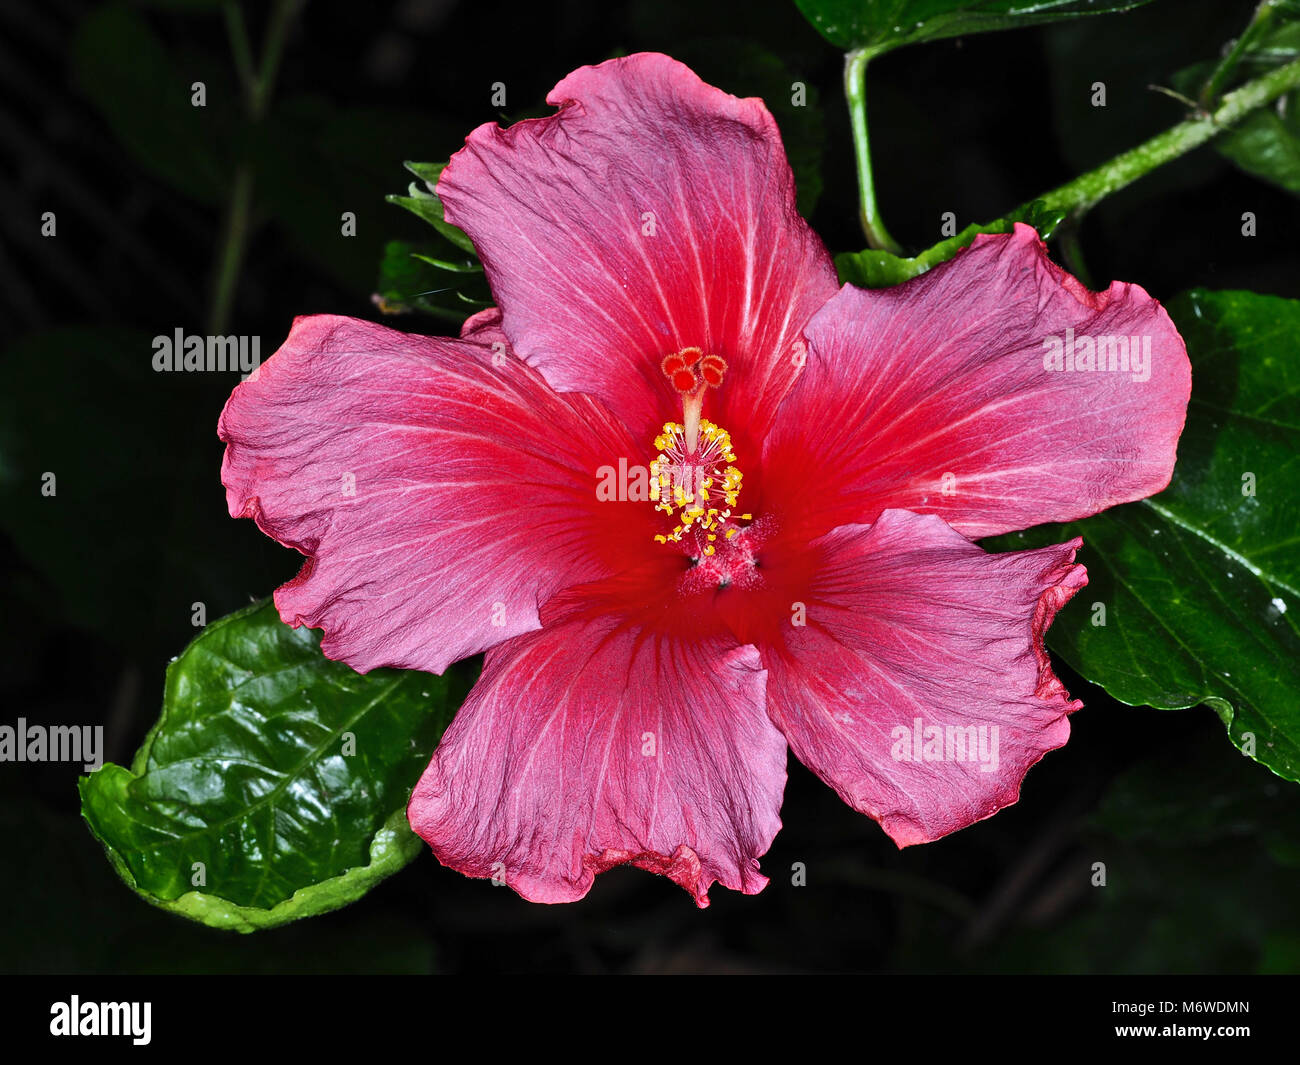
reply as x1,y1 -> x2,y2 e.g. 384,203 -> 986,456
207,0 -> 304,334
1200,0 -> 1278,109
1026,57 -> 1300,226
208,165 -> 254,336
223,3 -> 257,112
250,0 -> 303,121
844,48 -> 901,255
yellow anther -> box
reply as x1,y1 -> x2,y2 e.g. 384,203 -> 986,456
647,415 -> 745,546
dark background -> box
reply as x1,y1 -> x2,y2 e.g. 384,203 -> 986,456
2,0 -> 1298,974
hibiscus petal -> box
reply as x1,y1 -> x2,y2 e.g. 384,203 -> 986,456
437,52 -> 838,449
761,224 -> 1191,540
408,612 -> 786,906
458,306 -> 508,346
762,509 -> 1086,847
219,314 -> 657,674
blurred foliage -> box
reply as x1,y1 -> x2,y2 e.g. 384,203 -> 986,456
979,728 -> 1300,974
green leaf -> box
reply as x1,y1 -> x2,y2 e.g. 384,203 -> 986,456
835,200 -> 1064,287
1,798 -> 437,972
836,221 -> 1002,287
793,0 -> 1154,55
80,600 -> 472,932
373,239 -> 491,322
380,162 -> 490,322
387,161 -> 478,254
254,100 -> 462,293
1172,16 -> 1300,196
410,253 -> 484,274
984,289 -> 1300,783
1214,106 -> 1300,196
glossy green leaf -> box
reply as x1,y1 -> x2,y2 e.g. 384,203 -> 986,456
835,200 -> 1064,287
793,0 -> 1153,55
80,600 -> 472,931
3,798 -> 437,971
985,289 -> 1300,783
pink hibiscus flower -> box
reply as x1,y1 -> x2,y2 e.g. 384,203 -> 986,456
218,53 -> 1191,907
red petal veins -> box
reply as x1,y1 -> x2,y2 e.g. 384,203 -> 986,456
437,52 -> 838,453
408,610 -> 786,907
761,224 -> 1192,541
219,314 -> 659,675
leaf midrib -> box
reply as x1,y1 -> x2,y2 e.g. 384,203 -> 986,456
1140,497 -> 1300,600
133,670 -> 412,850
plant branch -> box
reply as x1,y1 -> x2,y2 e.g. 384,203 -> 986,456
844,47 -> 901,255
250,0 -> 303,121
208,165 -> 255,337
222,3 -> 257,112
1200,0 -> 1280,109
1024,57 -> 1300,226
